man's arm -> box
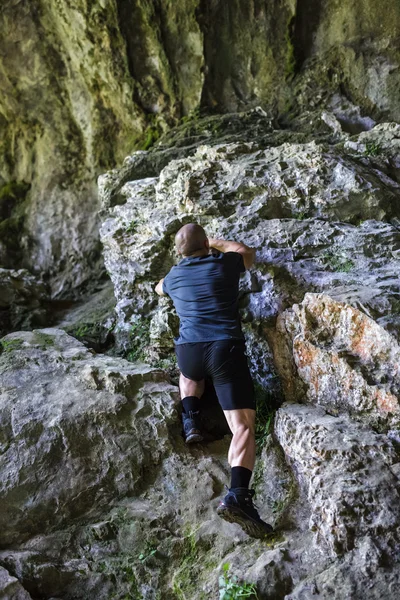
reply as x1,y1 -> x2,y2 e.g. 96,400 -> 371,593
208,237 -> 256,269
155,278 -> 165,296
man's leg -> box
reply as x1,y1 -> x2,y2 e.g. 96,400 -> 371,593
179,373 -> 205,443
175,344 -> 206,444
217,407 -> 272,537
224,408 -> 256,471
207,341 -> 273,537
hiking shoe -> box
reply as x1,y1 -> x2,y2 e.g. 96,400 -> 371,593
217,487 -> 273,539
182,410 -> 203,444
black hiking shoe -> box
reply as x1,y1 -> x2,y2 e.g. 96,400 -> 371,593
217,487 -> 273,539
182,410 -> 203,444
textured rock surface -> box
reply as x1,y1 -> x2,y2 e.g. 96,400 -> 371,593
99,117 -> 400,381
1,1 -> 400,294
0,567 -> 33,600
0,328 -> 179,547
0,269 -> 49,337
1,9 -> 400,591
275,404 -> 400,555
275,293 -> 400,431
2,335 -> 400,599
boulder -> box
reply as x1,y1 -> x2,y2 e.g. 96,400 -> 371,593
275,294 -> 400,431
0,328 -> 179,547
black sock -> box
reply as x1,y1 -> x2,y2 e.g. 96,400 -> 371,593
230,466 -> 252,489
182,396 -> 202,414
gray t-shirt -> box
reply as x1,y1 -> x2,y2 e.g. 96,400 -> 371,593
163,251 -> 245,345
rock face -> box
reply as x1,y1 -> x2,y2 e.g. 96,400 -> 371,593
0,567 -> 32,600
1,1 -> 400,294
275,293 -> 400,431
0,328 -> 179,548
1,12 -> 400,592
99,114 -> 400,379
0,269 -> 49,337
275,404 -> 400,556
1,329 -> 400,599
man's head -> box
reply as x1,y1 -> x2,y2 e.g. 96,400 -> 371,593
175,223 -> 209,257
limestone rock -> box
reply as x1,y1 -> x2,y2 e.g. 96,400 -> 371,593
0,328 -> 179,547
1,328 -> 400,598
57,280 -> 117,352
276,294 -> 400,431
275,404 -> 400,556
2,1 -> 400,294
0,269 -> 49,337
0,567 -> 32,600
99,121 -> 400,374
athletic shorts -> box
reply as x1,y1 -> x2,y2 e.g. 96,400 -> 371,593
175,339 -> 255,411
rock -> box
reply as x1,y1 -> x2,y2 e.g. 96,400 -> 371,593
275,404 -> 400,556
2,1 -> 400,295
2,327 -> 400,598
275,294 -> 400,431
0,567 -> 32,600
99,122 -> 400,370
287,536 -> 400,599
0,269 -> 49,337
0,328 -> 179,547
57,280 -> 116,352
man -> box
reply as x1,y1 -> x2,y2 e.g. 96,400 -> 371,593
155,223 -> 272,538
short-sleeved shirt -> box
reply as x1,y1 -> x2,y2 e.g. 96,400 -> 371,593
162,251 -> 245,345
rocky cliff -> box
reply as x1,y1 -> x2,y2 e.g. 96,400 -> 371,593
1,107 -> 400,598
1,2 -> 400,599
1,0 -> 400,295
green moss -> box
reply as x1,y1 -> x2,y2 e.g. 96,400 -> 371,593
128,116 -> 164,152
254,383 -> 275,454
91,556 -> 142,599
0,338 -> 24,353
126,319 -> 151,363
33,332 -> 55,347
172,527 -> 204,599
179,106 -> 201,125
320,247 -> 354,272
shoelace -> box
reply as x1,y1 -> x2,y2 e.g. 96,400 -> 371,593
225,486 -> 259,509
187,410 -> 200,419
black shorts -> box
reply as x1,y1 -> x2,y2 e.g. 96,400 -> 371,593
175,339 -> 255,411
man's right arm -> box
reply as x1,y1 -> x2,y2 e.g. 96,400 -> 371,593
208,237 -> 256,269
155,278 -> 166,296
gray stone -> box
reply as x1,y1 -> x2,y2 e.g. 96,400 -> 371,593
275,293 -> 400,431
0,328 -> 179,547
0,567 -> 32,600
275,404 -> 400,556
0,269 -> 49,337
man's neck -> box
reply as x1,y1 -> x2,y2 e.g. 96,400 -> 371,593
183,249 -> 209,259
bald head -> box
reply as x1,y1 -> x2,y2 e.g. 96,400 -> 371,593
175,223 -> 209,257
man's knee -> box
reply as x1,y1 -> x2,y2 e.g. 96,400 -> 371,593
232,420 -> 255,438
224,408 -> 255,436
179,373 -> 204,398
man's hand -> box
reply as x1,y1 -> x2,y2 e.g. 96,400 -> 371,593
208,238 -> 256,269
155,278 -> 165,296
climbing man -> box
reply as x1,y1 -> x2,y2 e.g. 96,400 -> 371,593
155,223 -> 272,538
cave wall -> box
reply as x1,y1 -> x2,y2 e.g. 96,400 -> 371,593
0,0 -> 399,295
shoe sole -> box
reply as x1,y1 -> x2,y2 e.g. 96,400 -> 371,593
185,432 -> 204,444
217,504 -> 273,539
